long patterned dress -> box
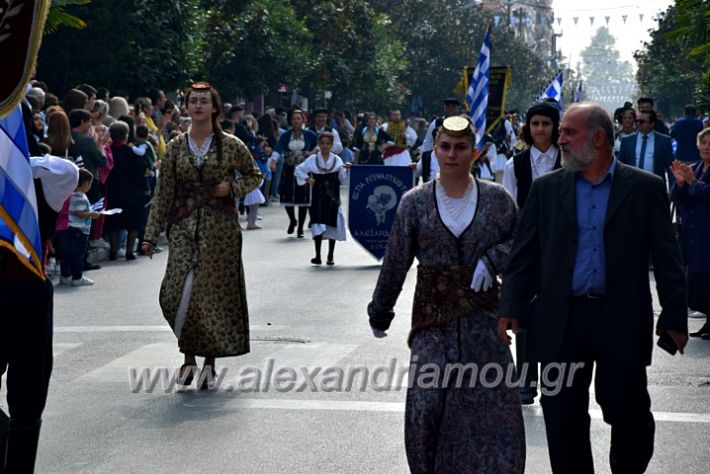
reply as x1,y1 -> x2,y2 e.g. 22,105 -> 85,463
368,179 -> 525,473
143,132 -> 262,357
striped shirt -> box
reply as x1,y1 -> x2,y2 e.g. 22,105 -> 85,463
68,191 -> 92,234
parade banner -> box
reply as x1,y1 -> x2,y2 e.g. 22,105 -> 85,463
463,65 -> 511,133
348,165 -> 414,260
0,0 -> 50,117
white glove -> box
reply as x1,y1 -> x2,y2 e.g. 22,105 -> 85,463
471,259 -> 494,292
372,328 -> 388,338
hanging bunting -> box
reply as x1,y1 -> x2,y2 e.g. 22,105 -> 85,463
556,17 -> 562,26
622,14 -> 628,24
605,16 -> 610,26
573,17 -> 579,25
589,16 -> 595,26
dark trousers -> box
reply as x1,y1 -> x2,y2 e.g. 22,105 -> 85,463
515,329 -> 539,394
57,228 -> 89,280
540,297 -> 655,474
0,278 -> 54,472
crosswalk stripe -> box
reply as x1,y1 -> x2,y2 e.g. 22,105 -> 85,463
54,343 -> 82,356
55,325 -> 282,333
72,341 -> 359,385
180,398 -> 710,423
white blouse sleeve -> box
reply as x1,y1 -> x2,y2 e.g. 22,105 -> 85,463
405,126 -> 417,147
336,157 -> 348,183
295,155 -> 317,185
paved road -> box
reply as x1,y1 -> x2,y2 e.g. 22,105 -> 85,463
3,199 -> 710,473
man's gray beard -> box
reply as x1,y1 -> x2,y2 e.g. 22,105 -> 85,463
561,147 -> 596,172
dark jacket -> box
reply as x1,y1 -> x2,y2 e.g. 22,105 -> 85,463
617,131 -> 674,185
670,161 -> 710,274
671,115 -> 704,163
499,162 -> 687,366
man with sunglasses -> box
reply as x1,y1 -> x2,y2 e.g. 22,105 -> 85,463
618,110 -> 674,186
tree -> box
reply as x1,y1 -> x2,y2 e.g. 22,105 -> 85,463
196,0 -> 312,103
371,0 -> 554,116
44,0 -> 91,35
580,27 -> 633,87
290,0 -> 408,111
634,4 -> 705,115
666,0 -> 710,112
37,0 -> 204,97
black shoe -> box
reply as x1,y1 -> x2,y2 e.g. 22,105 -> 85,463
109,251 -> 117,261
297,230 -> 304,238
326,258 -> 334,266
126,253 -> 137,261
702,333 -> 710,340
287,220 -> 296,235
520,389 -> 537,405
153,246 -> 163,253
311,257 -> 322,265
178,363 -> 197,387
84,262 -> 101,271
199,366 -> 217,390
690,323 -> 710,338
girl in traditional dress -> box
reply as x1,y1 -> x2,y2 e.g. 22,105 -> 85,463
295,132 -> 351,265
269,109 -> 318,237
353,112 -> 391,165
368,116 -> 525,473
141,82 -> 262,389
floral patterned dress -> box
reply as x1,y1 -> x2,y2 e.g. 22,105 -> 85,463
368,179 -> 525,473
144,132 -> 262,357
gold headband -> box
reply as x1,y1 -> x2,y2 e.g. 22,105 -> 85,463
191,82 -> 213,92
439,115 -> 475,137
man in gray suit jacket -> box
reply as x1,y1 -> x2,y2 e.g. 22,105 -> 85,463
617,110 -> 674,185
498,103 -> 688,473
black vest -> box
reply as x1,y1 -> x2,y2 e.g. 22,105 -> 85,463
512,148 -> 561,208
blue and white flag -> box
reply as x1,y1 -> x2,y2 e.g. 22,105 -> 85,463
0,105 -> 44,279
538,71 -> 563,105
466,27 -> 491,150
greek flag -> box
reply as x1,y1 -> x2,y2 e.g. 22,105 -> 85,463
0,105 -> 44,279
466,27 -> 491,150
539,71 -> 563,105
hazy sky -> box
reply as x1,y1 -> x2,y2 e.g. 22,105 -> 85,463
550,0 -> 674,69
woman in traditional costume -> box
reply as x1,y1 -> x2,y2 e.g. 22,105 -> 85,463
295,132 -> 351,265
141,82 -> 262,389
368,116 -> 525,472
354,112 -> 391,165
269,109 -> 318,238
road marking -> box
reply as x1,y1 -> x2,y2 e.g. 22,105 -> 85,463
54,325 -> 282,333
54,343 -> 82,356
74,343 -> 182,384
183,398 -> 710,423
72,341 -> 358,385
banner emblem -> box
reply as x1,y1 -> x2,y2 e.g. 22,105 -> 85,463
348,166 -> 414,260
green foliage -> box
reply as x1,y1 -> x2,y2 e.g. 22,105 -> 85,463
196,0 -> 312,102
581,27 -> 633,86
38,0 -> 204,98
44,0 -> 91,35
635,4 -> 706,115
36,0 -> 555,115
370,0 -> 554,115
